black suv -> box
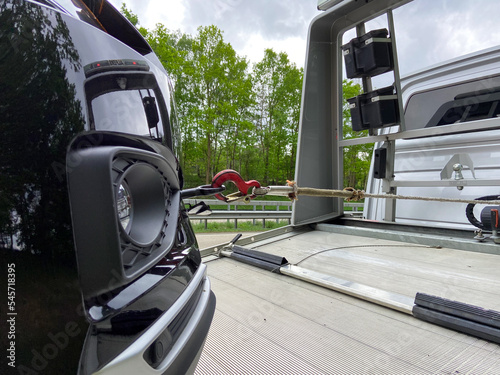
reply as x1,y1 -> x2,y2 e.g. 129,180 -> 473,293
0,1 -> 215,374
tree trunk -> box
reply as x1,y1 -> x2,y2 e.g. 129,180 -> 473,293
205,133 -> 211,184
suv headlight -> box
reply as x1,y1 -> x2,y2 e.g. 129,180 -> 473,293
117,182 -> 132,233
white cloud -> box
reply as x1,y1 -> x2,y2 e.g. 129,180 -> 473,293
394,0 -> 500,76
108,0 -> 317,67
107,0 -> 180,30
109,0 -> 500,75
142,0 -> 187,31
239,33 -> 307,68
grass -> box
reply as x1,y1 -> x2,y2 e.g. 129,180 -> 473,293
190,219 -> 290,233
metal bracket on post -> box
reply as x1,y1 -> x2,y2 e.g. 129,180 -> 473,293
381,140 -> 396,222
356,23 -> 373,94
338,10 -> 405,222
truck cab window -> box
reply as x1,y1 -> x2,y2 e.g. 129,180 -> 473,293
404,76 -> 500,130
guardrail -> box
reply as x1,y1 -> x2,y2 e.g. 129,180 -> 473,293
184,199 -> 363,228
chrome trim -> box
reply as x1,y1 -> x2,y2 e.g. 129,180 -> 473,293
93,264 -> 210,374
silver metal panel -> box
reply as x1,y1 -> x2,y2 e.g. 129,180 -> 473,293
364,48 -> 500,229
316,223 -> 500,255
339,117 -> 500,146
388,179 -> 500,188
293,0 -> 412,226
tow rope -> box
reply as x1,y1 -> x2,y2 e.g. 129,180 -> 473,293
275,181 -> 500,205
210,169 -> 500,206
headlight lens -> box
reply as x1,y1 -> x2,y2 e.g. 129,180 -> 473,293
115,162 -> 168,247
117,183 -> 132,233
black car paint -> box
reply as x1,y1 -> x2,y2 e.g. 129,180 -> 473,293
0,1 -> 213,374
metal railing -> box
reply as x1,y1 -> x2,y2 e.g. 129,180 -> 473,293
184,199 -> 363,228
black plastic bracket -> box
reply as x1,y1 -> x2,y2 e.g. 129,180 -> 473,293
228,245 -> 289,273
373,147 -> 387,179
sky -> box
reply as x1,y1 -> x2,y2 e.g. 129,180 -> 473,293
108,0 -> 500,77
108,0 -> 320,69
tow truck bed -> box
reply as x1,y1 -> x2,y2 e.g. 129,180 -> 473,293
195,224 -> 500,374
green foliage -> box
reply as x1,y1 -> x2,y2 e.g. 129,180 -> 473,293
251,49 -> 303,185
178,26 -> 254,185
145,25 -> 193,82
120,3 -> 138,26
118,6 -> 372,191
120,3 -> 148,36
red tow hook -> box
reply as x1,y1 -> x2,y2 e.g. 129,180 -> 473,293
211,169 -> 261,203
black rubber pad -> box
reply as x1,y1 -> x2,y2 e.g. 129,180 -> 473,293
413,305 -> 500,345
414,293 -> 500,329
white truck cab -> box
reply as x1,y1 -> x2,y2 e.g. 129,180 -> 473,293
365,46 -> 500,230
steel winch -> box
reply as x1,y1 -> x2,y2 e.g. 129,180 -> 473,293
465,195 -> 500,243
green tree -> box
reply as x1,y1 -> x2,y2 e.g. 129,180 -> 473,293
342,79 -> 373,189
176,26 -> 253,185
120,3 -> 148,36
118,5 -> 373,191
145,25 -> 193,83
252,49 -> 302,185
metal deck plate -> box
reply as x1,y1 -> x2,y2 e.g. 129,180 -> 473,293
196,226 -> 500,374
253,227 -> 500,312
196,258 -> 500,374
